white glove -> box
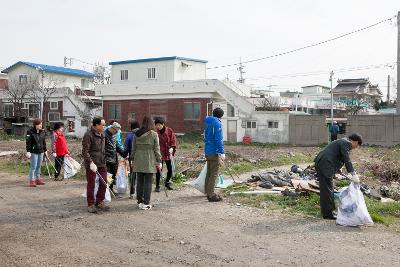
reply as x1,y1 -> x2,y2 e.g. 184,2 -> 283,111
169,148 -> 174,154
220,154 -> 226,161
350,174 -> 360,183
26,152 -> 31,159
52,153 -> 57,158
90,162 -> 98,173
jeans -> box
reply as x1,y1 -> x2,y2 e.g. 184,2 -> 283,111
205,155 -> 220,197
136,173 -> 153,205
86,166 -> 108,206
156,160 -> 172,188
29,153 -> 43,181
54,155 -> 65,178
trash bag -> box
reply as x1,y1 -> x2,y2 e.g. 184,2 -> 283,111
336,182 -> 373,227
190,163 -> 207,194
115,161 -> 128,194
64,156 -> 81,179
81,174 -> 111,204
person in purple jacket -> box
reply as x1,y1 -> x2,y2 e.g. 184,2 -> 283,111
125,120 -> 140,198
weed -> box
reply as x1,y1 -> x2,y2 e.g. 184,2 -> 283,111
171,173 -> 187,185
335,179 -> 351,188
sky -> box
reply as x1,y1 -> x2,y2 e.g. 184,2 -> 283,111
0,0 -> 399,97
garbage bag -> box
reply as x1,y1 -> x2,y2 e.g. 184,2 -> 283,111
81,174 -> 111,204
190,163 -> 207,194
116,161 -> 128,194
64,156 -> 81,179
336,182 -> 373,227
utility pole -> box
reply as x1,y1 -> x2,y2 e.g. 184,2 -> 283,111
397,11 -> 400,114
387,75 -> 391,103
237,58 -> 245,84
63,57 -> 72,67
329,71 -> 334,143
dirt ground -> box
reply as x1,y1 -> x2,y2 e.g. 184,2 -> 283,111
1,170 -> 400,267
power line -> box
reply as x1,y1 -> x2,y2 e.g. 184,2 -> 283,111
208,14 -> 397,70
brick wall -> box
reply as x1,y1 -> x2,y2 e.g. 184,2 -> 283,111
43,100 -> 63,125
103,98 -> 211,133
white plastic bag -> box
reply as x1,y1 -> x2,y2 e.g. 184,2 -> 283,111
116,161 -> 128,194
64,156 -> 81,179
336,182 -> 373,226
81,174 -> 111,203
190,163 -> 207,194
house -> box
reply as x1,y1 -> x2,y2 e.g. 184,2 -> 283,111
97,56 -> 292,143
333,78 -> 382,111
0,61 -> 102,137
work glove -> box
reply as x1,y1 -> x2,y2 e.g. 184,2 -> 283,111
220,154 -> 226,161
169,148 -> 174,155
52,153 -> 57,158
156,163 -> 162,171
26,152 -> 31,159
90,162 -> 98,173
350,174 -> 360,183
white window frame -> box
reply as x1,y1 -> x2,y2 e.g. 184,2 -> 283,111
3,103 -> 14,117
48,112 -> 61,122
50,101 -> 58,110
81,78 -> 89,88
246,121 -> 257,129
120,70 -> 129,81
184,102 -> 201,121
268,121 -> 279,129
108,104 -> 121,120
19,74 -> 28,85
147,67 -> 156,80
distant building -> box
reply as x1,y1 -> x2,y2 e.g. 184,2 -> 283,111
0,61 -> 101,136
333,78 -> 382,111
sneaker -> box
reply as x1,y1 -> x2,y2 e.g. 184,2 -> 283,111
140,204 -> 152,210
96,202 -> 110,212
165,183 -> 174,190
137,203 -> 144,209
88,205 -> 97,213
155,187 -> 160,192
36,179 -> 45,185
29,180 -> 37,187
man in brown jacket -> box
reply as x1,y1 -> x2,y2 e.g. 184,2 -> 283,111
82,117 -> 108,213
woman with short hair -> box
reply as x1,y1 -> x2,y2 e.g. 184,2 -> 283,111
26,119 -> 47,187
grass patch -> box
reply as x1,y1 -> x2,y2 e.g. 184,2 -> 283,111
171,172 -> 187,186
176,133 -> 203,150
335,179 -> 351,188
225,142 -> 279,149
222,161 -> 255,176
365,198 -> 400,225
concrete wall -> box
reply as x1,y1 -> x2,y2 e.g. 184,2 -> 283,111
289,115 -> 327,145
347,115 -> 400,146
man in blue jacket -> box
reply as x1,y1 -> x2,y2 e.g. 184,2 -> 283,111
204,107 -> 225,202
329,121 -> 339,142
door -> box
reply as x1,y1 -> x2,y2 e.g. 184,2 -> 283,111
227,120 -> 237,143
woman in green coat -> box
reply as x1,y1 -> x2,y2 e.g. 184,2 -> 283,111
132,116 -> 162,210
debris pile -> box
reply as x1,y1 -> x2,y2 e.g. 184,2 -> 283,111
368,161 -> 400,183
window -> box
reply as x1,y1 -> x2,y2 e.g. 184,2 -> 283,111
246,121 -> 257,129
48,112 -> 60,122
227,104 -> 235,117
3,104 -> 14,117
147,68 -> 156,79
108,104 -> 121,120
27,103 -> 40,118
184,102 -> 200,120
50,101 -> 58,110
120,70 -> 128,81
81,79 -> 89,88
268,121 -> 279,129
19,75 -> 27,84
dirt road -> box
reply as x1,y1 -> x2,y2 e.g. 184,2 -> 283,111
1,172 -> 399,267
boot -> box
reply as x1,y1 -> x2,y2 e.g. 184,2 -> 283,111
155,187 -> 161,192
29,180 -> 37,187
165,182 -> 174,190
96,201 -> 110,212
36,179 -> 45,185
87,205 -> 97,213
207,193 -> 223,202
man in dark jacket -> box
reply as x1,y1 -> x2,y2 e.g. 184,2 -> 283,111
329,121 -> 339,142
204,108 -> 225,202
125,120 -> 140,197
314,133 -> 363,220
154,117 -> 177,191
104,122 -> 126,194
82,117 -> 107,213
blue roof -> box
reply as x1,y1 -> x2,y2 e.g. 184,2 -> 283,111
109,56 -> 208,65
1,61 -> 95,78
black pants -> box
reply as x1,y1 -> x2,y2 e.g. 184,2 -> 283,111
156,160 -> 172,188
130,172 -> 137,195
331,134 -> 338,142
54,156 -> 65,178
316,167 -> 335,217
106,162 -> 118,190
136,173 -> 153,205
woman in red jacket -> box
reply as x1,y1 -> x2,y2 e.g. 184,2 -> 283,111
154,117 -> 177,191
51,122 -> 69,181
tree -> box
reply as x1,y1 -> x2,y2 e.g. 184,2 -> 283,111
255,97 -> 280,111
93,63 -> 111,85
